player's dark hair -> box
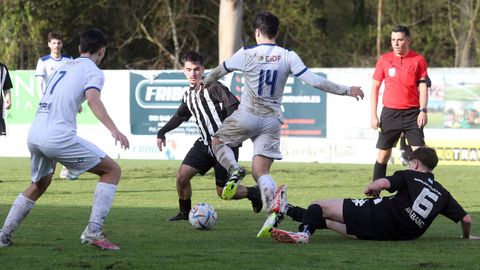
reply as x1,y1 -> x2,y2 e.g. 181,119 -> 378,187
79,28 -> 107,54
392,25 -> 410,38
253,12 -> 279,39
181,51 -> 204,66
408,147 -> 438,170
48,31 -> 63,42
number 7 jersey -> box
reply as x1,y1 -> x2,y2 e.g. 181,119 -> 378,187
223,44 -> 307,117
28,57 -> 104,148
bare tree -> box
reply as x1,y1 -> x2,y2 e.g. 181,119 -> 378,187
448,0 -> 480,67
218,0 -> 243,64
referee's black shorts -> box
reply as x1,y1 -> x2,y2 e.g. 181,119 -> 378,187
182,138 -> 239,187
376,107 -> 425,150
343,198 -> 391,240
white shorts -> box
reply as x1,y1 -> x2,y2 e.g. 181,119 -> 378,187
28,136 -> 106,182
214,108 -> 282,160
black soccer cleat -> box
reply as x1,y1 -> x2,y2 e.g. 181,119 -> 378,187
250,185 -> 263,213
168,212 -> 189,221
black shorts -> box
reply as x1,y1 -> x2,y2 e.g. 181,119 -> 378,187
343,198 -> 391,240
376,107 -> 425,150
182,138 -> 239,187
0,102 -> 5,136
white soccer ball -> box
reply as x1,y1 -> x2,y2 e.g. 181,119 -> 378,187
189,203 -> 217,230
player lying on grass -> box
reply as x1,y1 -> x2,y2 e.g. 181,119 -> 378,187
258,147 -> 479,243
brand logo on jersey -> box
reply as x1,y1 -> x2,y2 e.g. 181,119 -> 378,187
351,199 -> 367,206
388,67 -> 396,77
257,55 -> 282,63
135,79 -> 187,109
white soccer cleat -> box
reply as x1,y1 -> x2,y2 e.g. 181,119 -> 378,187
269,185 -> 287,214
271,229 -> 309,244
80,227 -> 120,250
0,231 -> 12,248
256,212 -> 284,238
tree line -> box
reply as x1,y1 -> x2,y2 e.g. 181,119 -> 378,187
0,0 -> 478,70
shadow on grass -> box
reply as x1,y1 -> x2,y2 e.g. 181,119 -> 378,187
0,203 -> 478,270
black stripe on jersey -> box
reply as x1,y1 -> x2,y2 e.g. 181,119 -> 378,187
294,67 -> 308,77
183,84 -> 223,144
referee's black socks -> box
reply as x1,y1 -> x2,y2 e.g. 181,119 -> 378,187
373,161 -> 387,181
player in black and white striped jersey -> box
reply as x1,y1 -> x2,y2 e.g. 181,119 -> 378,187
157,51 -> 262,221
0,62 -> 13,136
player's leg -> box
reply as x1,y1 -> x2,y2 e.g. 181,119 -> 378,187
212,110 -> 258,199
57,137 -> 121,250
373,108 -> 403,181
170,164 -> 199,221
0,143 -> 54,247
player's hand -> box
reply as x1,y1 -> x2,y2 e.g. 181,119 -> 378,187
157,138 -> 166,152
4,98 -> 11,110
417,111 -> 428,128
111,129 -> 129,150
348,86 -> 364,101
78,105 -> 83,114
370,116 -> 380,130
364,187 -> 379,198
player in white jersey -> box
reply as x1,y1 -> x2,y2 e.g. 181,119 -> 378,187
203,12 -> 364,236
35,31 -> 73,94
0,28 -> 129,250
35,31 -> 76,180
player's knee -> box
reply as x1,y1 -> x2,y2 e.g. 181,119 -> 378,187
175,172 -> 190,187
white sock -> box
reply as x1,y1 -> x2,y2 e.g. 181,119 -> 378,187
1,193 -> 36,238
257,175 -> 277,213
87,182 -> 117,233
212,142 -> 238,172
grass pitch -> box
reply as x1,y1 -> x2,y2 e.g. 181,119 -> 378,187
0,158 -> 479,269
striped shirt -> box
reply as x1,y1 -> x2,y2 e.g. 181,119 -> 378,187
157,81 -> 239,146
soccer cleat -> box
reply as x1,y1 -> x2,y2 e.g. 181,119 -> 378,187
80,228 -> 120,250
222,167 -> 246,200
256,212 -> 284,238
168,212 -> 189,221
0,231 -> 12,248
250,186 -> 263,213
271,229 -> 309,244
269,184 -> 287,214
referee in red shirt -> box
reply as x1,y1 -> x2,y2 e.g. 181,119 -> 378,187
370,25 -> 428,181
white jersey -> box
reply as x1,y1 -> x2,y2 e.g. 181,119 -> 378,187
28,57 -> 104,147
223,44 -> 307,116
35,54 -> 73,92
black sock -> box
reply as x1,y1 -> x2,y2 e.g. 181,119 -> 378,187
179,199 -> 191,214
286,204 -> 306,223
373,161 -> 387,181
298,204 -> 327,235
246,186 -> 260,201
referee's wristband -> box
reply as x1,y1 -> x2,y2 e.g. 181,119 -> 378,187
419,108 -> 428,113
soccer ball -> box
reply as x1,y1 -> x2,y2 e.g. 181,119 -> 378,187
189,203 -> 217,230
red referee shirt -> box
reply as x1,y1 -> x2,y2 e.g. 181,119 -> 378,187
373,50 -> 428,109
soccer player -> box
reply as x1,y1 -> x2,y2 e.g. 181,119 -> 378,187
35,31 -> 76,180
0,28 -> 129,250
268,147 -> 479,243
35,31 -> 73,94
157,51 -> 262,221
203,12 -> 364,221
371,25 -> 429,181
1,62 -> 13,136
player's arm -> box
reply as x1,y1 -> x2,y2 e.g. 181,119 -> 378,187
3,89 -> 11,109
35,59 -> 46,94
156,103 -> 191,152
460,215 -> 480,240
370,79 -> 382,130
2,66 -> 13,109
296,69 -> 363,100
364,178 -> 391,198
85,88 -> 129,149
204,48 -> 244,85
210,82 -> 239,117
417,77 -> 428,128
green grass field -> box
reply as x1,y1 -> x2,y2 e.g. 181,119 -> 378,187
1,158 -> 479,269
